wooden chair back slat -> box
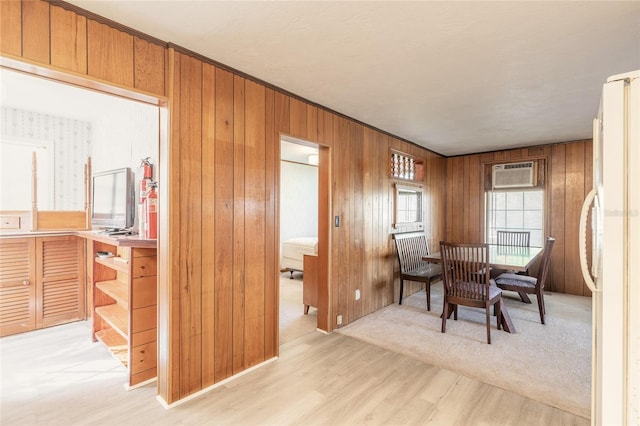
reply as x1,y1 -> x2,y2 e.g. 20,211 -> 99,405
440,241 -> 501,343
497,231 -> 531,247
440,243 -> 491,301
393,231 -> 431,274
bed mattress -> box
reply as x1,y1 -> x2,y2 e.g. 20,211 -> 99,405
281,237 -> 318,271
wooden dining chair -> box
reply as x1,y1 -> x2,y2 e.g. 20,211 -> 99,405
496,230 -> 531,247
440,242 -> 502,344
392,232 -> 442,311
495,237 -> 555,324
494,230 -> 532,276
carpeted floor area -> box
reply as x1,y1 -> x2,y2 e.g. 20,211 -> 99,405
336,284 -> 592,419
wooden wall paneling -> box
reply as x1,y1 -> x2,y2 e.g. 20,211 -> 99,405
332,116 -> 350,326
289,98 -> 307,139
200,62 -> 216,388
527,146 -> 545,157
1,0 -> 22,55
134,37 -> 166,96
274,92 -> 290,136
178,53 -> 203,396
316,109 -> 332,332
549,144 -> 566,293
454,156 -> 466,242
21,0 -> 50,64
274,91 -> 291,332
388,139 -> 400,301
448,157 -> 465,242
232,74 -> 246,373
480,152 -> 495,164
477,152 -> 494,244
264,88 -> 278,357
371,131 -> 382,310
163,48 -> 182,404
362,128 -> 375,313
510,148 -> 525,159
50,5 -> 87,73
244,79 -> 266,368
467,154 -> 482,243
422,150 -> 431,236
306,104 -> 319,142
493,151 -> 509,161
213,67 -> 235,382
349,121 -> 364,320
435,155 -> 446,245
380,135 -> 392,307
564,142 -> 586,296
462,156 -> 471,241
445,158 -> 453,243
424,151 -> 434,248
87,20 -> 134,87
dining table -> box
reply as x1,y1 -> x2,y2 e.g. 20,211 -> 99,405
422,245 -> 543,333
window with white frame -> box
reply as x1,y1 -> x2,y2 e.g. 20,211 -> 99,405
485,189 -> 545,247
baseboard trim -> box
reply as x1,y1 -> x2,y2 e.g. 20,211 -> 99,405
156,356 -> 278,409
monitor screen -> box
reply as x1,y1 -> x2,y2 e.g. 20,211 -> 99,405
92,167 -> 134,230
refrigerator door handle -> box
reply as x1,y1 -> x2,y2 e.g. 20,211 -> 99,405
579,188 -> 599,292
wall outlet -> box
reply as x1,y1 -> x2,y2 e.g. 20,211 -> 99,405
337,314 -> 343,326
355,289 -> 361,300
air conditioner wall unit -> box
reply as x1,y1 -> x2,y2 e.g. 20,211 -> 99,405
492,161 -> 536,189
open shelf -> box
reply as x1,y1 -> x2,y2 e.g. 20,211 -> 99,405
95,328 -> 128,367
95,256 -> 130,274
90,239 -> 157,387
95,304 -> 128,338
96,280 -> 128,308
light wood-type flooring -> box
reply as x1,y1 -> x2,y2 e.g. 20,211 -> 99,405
1,319 -> 589,426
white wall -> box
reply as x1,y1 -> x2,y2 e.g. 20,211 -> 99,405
0,69 -> 159,218
280,160 -> 318,246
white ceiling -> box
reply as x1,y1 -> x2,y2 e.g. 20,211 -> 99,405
67,1 -> 639,156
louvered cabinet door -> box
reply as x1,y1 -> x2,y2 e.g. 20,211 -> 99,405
0,238 -> 37,337
36,236 -> 85,329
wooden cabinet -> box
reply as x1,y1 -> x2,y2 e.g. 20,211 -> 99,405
0,238 -> 36,336
91,240 -> 157,388
303,254 -> 318,314
36,236 -> 86,329
0,235 -> 84,337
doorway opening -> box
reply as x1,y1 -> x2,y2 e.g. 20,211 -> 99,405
278,137 -> 320,344
0,64 -> 163,387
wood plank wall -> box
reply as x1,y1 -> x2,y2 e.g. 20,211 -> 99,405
4,0 -> 447,405
0,0 -> 166,97
445,140 -> 593,296
165,51 -> 448,403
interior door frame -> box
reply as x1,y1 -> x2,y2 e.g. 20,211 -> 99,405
0,54 -> 170,389
278,135 -> 331,333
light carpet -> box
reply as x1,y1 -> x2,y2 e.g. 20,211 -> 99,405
337,284 -> 592,419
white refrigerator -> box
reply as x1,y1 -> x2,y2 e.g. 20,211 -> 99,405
580,70 -> 640,425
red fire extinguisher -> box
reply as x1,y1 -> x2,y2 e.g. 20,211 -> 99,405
139,157 -> 153,204
145,181 -> 158,239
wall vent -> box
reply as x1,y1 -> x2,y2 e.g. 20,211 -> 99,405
492,161 -> 535,189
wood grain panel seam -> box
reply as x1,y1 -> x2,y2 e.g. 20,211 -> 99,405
19,0 -> 24,57
48,3 -> 52,65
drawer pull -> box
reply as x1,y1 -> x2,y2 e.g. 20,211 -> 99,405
22,280 -> 30,286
